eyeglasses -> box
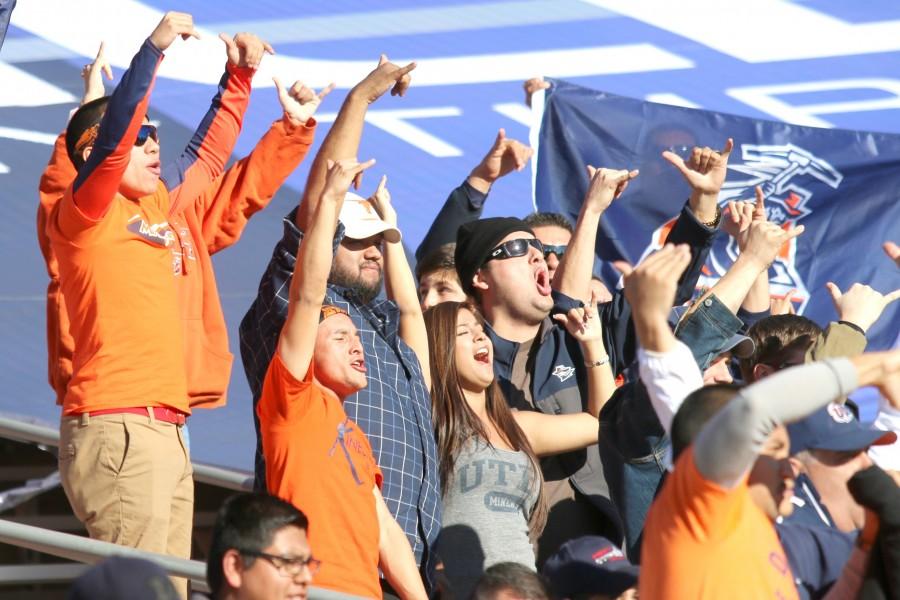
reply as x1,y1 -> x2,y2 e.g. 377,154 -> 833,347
542,244 -> 567,259
239,549 -> 321,577
486,238 -> 544,262
135,124 -> 159,147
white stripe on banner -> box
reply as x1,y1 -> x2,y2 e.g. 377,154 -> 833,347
11,0 -> 693,89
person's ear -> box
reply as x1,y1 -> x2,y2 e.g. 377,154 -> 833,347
753,363 -> 775,381
222,549 -> 245,588
471,268 -> 489,292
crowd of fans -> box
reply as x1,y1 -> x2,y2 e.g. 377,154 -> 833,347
15,9 -> 900,600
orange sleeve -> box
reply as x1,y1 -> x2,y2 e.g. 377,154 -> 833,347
72,39 -> 162,221
259,352 -> 316,424
165,63 -> 254,214
37,132 -> 77,403
194,117 -> 317,255
667,447 -> 748,544
37,132 -> 76,272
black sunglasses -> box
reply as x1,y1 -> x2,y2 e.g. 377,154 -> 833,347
487,238 -> 544,262
542,244 -> 567,259
135,124 -> 159,147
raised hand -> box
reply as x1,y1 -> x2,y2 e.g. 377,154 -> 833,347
468,129 -> 533,191
368,175 -> 397,228
770,289 -> 798,315
149,12 -> 200,51
624,244 -> 692,324
740,220 -> 804,270
583,165 -> 639,213
273,77 -> 334,126
663,138 -> 734,196
219,32 -> 275,69
723,186 -> 767,251
851,350 -> 900,410
523,76 -> 550,107
322,158 -> 377,202
80,41 -> 113,106
826,282 -> 900,333
884,241 -> 900,268
352,54 -> 417,104
553,289 -> 604,343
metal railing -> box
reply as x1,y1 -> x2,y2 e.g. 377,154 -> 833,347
0,415 -> 253,491
0,518 -> 209,591
0,518 -> 364,598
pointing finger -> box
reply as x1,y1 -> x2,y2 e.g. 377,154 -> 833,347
754,185 -> 766,218
318,82 -> 336,100
721,137 -> 734,158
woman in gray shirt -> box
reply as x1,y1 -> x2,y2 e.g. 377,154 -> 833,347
423,299 -> 615,599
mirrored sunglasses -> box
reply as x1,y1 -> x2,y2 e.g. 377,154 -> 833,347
542,244 -> 567,259
135,124 -> 159,147
487,238 -> 544,262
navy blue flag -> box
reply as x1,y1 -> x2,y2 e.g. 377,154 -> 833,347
534,79 -> 900,350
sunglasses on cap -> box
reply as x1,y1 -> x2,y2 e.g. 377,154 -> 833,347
487,238 -> 544,262
135,124 -> 159,147
542,244 -> 567,259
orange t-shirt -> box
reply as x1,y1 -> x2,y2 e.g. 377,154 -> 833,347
259,353 -> 383,599
639,447 -> 798,600
47,183 -> 188,414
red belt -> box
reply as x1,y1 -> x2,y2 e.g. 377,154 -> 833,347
87,406 -> 188,425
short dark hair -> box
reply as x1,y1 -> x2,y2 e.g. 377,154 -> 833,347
740,315 -> 824,381
670,383 -> 743,460
416,243 -> 458,282
523,212 -> 573,233
66,96 -> 110,169
473,562 -> 551,600
207,493 -> 308,596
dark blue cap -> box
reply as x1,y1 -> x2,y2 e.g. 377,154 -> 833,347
67,556 -> 178,600
788,402 -> 896,455
542,536 -> 639,598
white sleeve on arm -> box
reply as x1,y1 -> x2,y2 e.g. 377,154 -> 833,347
638,340 -> 704,434
693,359 -> 858,488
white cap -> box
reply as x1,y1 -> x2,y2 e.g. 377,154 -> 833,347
339,192 -> 401,243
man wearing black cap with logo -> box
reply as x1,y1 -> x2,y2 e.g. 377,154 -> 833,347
454,142 -> 731,563
542,536 -> 639,600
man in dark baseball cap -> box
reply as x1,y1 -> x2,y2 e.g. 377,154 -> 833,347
542,536 -> 638,600
454,216 -> 539,299
788,402 -> 896,532
67,556 -> 179,600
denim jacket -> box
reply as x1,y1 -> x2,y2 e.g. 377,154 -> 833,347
598,294 -> 744,560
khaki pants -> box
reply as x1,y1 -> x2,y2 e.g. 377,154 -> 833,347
59,411 -> 193,597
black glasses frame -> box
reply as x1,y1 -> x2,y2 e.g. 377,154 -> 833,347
239,549 -> 321,577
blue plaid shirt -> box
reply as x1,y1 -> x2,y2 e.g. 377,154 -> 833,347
239,208 -> 441,577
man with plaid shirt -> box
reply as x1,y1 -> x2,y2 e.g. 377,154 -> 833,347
239,56 -> 441,593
